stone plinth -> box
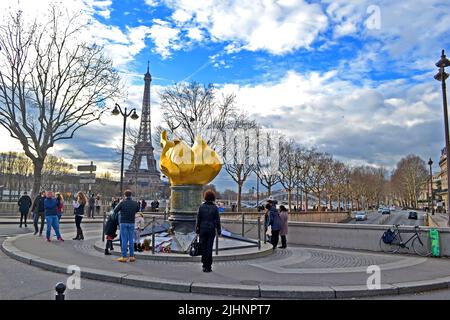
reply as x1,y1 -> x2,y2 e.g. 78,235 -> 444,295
169,184 -> 203,234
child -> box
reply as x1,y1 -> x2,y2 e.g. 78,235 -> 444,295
104,211 -> 119,255
134,212 -> 145,252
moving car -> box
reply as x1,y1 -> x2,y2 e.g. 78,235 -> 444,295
377,207 -> 385,213
355,211 -> 368,221
390,206 -> 396,211
381,208 -> 391,215
408,211 -> 418,220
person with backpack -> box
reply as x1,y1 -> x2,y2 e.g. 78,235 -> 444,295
17,191 -> 32,228
279,205 -> 289,249
267,200 -> 282,250
32,190 -> 46,236
104,211 -> 119,255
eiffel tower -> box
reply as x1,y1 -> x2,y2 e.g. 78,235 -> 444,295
124,63 -> 164,198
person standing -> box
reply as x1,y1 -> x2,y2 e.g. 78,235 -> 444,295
195,190 -> 221,273
134,212 -> 145,252
73,192 -> 87,240
139,198 -> 147,212
44,191 -> 64,242
267,200 -> 281,250
17,192 -> 32,228
104,211 -> 119,255
111,197 -> 119,210
95,194 -> 101,217
55,193 -> 64,222
114,190 -> 139,262
32,191 -> 46,236
279,205 -> 289,249
88,194 -> 95,218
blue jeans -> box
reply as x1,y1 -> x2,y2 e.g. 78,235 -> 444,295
46,215 -> 61,239
120,223 -> 135,258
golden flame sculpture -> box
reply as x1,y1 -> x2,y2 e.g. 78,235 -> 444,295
160,130 -> 222,186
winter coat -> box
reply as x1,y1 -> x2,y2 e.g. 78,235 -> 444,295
56,199 -> 64,215
135,213 -> 145,230
31,195 -> 45,213
279,210 -> 288,236
18,195 -> 32,214
114,197 -> 139,224
104,211 -> 119,237
88,196 -> 95,207
44,198 -> 58,217
195,201 -> 221,235
73,201 -> 85,216
268,206 -> 282,231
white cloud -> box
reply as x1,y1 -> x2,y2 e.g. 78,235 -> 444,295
219,69 -> 443,168
148,19 -> 181,58
158,0 -> 328,55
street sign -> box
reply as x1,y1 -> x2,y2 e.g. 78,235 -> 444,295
80,179 -> 96,184
79,173 -> 96,179
77,165 -> 96,172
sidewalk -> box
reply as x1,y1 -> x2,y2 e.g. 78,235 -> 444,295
4,226 -> 450,299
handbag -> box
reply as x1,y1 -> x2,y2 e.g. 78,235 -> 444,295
189,236 -> 202,257
266,225 -> 272,236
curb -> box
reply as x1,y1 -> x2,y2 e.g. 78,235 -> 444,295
3,234 -> 450,299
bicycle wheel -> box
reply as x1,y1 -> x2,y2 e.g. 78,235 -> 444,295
412,237 -> 431,257
379,234 -> 400,253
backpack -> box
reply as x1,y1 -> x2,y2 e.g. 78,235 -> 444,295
382,228 -> 396,244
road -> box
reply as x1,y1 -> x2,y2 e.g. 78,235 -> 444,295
347,209 -> 426,227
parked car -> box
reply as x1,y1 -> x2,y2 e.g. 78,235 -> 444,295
355,211 -> 368,221
408,211 -> 418,220
381,208 -> 391,215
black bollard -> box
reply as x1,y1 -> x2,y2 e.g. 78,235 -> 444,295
55,282 -> 66,300
151,217 -> 155,254
258,217 -> 261,250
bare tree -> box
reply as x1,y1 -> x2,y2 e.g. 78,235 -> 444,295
255,129 -> 280,197
391,155 -> 428,208
157,82 -> 235,148
279,139 -> 298,211
222,113 -> 258,212
0,6 -> 121,196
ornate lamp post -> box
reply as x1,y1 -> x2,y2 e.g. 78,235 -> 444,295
428,158 -> 434,215
434,50 -> 450,225
112,103 -> 139,196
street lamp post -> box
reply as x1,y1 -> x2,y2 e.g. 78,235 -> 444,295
112,103 -> 139,196
428,158 -> 434,215
435,49 -> 450,225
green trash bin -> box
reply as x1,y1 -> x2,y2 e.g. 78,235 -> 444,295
429,228 -> 440,257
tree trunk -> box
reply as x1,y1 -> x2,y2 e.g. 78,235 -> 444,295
305,189 -> 308,212
237,183 -> 242,212
32,159 -> 44,198
287,188 -> 292,212
337,193 -> 341,212
267,185 -> 272,197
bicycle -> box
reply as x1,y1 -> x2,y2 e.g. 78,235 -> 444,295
379,224 -> 431,257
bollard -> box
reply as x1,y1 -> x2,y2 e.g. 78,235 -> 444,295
151,216 -> 155,255
102,211 -> 106,242
258,217 -> 261,250
215,231 -> 219,256
241,212 -> 245,237
55,282 -> 66,301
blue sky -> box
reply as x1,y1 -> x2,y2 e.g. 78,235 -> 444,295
1,0 -> 450,191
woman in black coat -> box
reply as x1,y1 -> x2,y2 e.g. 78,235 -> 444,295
195,190 -> 221,273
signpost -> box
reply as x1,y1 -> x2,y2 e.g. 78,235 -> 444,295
77,161 -> 96,193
